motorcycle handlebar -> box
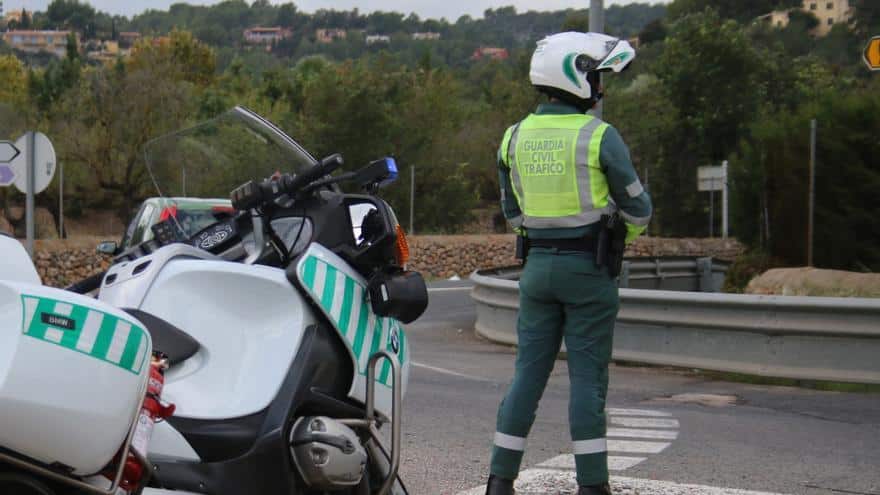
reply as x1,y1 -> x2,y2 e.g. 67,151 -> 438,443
230,154 -> 344,211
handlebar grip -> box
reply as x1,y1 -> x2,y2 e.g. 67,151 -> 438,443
281,154 -> 344,195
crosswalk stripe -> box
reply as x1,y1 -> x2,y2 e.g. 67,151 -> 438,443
537,454 -> 647,471
606,407 -> 672,417
457,472 -> 793,495
611,417 -> 680,429
607,427 -> 679,440
607,439 -> 670,454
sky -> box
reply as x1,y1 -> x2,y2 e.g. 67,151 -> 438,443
2,0 -> 666,21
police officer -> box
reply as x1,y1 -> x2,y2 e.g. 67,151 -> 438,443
486,32 -> 652,495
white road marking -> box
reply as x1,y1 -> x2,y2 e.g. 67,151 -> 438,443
411,361 -> 494,382
606,407 -> 672,417
607,439 -> 671,454
607,427 -> 679,440
611,417 -> 680,429
538,454 -> 647,471
457,472 -> 792,495
427,286 -> 473,292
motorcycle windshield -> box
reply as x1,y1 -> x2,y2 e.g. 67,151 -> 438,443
144,106 -> 317,203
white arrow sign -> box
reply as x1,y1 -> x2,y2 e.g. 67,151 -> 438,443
0,141 -> 20,163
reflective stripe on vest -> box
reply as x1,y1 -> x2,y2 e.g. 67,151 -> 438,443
505,114 -> 612,229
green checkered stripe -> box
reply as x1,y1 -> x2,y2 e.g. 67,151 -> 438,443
298,256 -> 406,387
20,295 -> 150,375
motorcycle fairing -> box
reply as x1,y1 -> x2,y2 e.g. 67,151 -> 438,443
294,243 -> 410,420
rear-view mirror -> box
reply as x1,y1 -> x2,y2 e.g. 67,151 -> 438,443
96,241 -> 118,255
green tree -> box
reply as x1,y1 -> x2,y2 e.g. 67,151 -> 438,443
561,12 -> 590,32
732,85 -> 880,270
53,57 -> 196,217
667,0 -> 802,23
0,55 -> 28,105
638,19 -> 667,45
128,30 -> 216,87
647,10 -> 770,235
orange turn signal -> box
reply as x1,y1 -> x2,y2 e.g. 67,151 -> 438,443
394,225 -> 410,267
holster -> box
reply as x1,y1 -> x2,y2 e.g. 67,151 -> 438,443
515,235 -> 530,266
596,214 -> 627,278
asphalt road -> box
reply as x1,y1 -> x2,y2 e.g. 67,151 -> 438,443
397,281 -> 880,495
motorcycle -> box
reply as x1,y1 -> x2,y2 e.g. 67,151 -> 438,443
0,107 -> 428,495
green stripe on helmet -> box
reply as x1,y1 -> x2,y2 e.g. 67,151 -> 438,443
562,53 -> 582,89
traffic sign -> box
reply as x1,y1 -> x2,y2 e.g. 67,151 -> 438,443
0,141 -> 21,187
11,132 -> 56,194
0,141 -> 20,163
697,165 -> 725,192
0,166 -> 15,185
864,36 -> 880,71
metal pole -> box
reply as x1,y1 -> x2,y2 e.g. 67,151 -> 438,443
589,0 -> 604,119
182,167 -> 187,196
59,161 -> 64,239
26,131 -> 34,257
722,160 -> 728,239
409,165 -> 415,235
644,166 -> 650,237
709,189 -> 714,238
807,119 -> 816,266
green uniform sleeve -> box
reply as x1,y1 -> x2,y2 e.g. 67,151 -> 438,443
599,126 -> 652,243
498,125 -> 524,234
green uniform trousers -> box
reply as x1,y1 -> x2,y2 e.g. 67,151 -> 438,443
490,248 -> 620,487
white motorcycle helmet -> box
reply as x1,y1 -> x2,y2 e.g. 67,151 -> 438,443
530,32 -> 636,111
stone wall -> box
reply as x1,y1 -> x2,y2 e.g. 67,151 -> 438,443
407,235 -> 745,279
30,238 -> 112,288
23,235 -> 745,288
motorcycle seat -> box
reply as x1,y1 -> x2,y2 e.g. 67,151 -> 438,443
123,308 -> 201,367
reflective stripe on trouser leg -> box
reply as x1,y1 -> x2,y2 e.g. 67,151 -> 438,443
556,254 -> 619,487
491,253 -> 564,481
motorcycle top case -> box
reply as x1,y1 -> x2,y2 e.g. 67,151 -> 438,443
0,280 -> 152,475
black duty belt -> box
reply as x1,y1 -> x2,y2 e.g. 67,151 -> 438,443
529,237 -> 596,253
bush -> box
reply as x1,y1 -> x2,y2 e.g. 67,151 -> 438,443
722,250 -> 784,293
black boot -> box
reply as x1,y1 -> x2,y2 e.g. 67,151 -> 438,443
577,483 -> 611,495
485,474 -> 516,495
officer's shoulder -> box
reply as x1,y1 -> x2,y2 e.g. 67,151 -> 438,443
596,121 -> 624,142
502,121 -> 520,139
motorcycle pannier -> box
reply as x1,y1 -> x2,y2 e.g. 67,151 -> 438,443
0,281 -> 151,475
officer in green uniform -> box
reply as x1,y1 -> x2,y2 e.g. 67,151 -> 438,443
486,32 -> 652,495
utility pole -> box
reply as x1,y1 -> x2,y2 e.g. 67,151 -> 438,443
709,189 -> 714,238
26,131 -> 35,257
59,161 -> 64,239
722,160 -> 728,239
589,0 -> 604,119
807,119 -> 817,267
409,165 -> 415,235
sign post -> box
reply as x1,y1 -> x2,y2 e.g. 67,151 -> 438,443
698,165 -> 728,239
9,132 -> 57,257
864,36 -> 880,72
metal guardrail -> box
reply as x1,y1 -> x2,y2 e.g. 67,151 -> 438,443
471,268 -> 880,385
484,257 -> 730,293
